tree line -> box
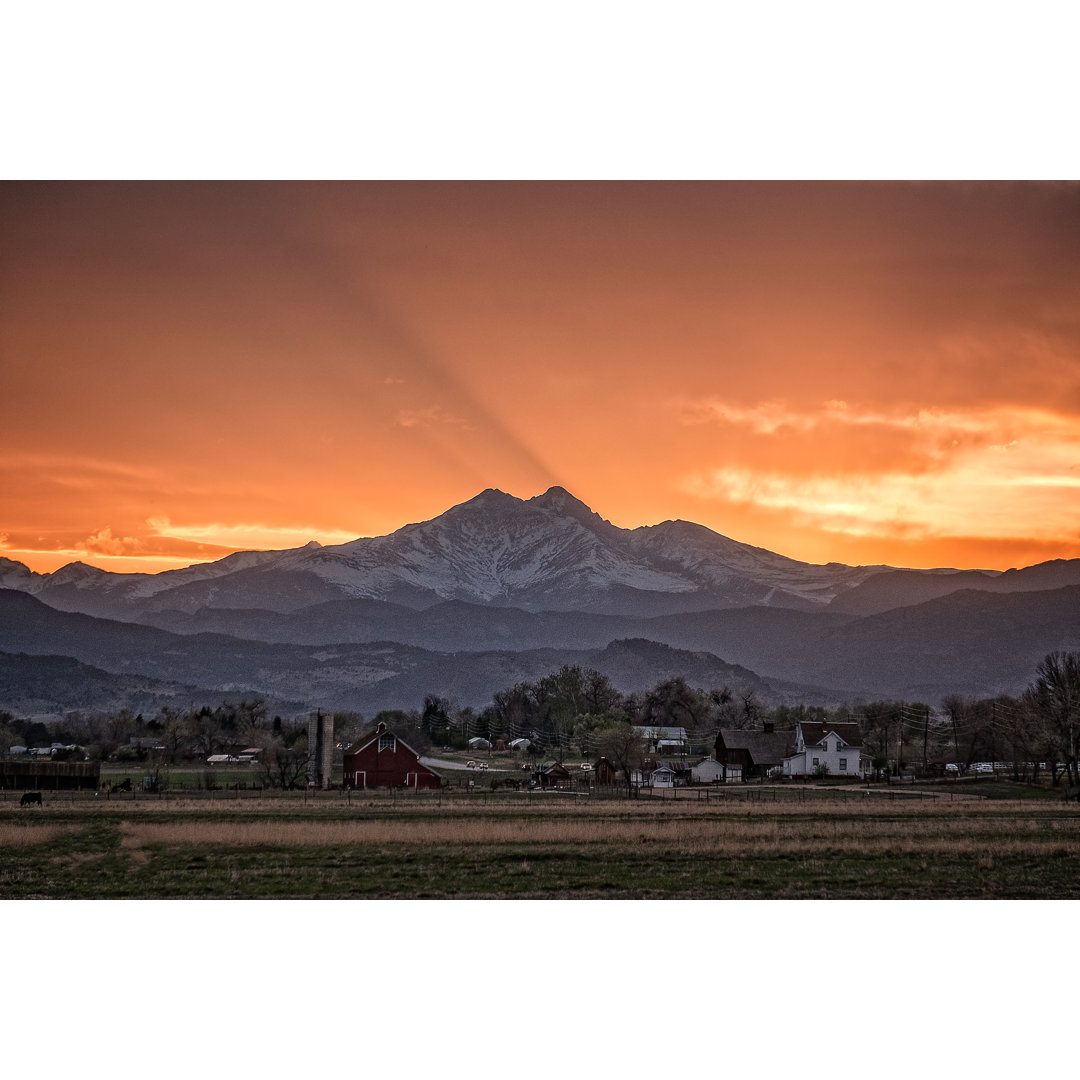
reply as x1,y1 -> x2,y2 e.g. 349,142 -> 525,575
3,650 -> 1078,789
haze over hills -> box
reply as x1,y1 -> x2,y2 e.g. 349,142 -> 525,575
0,590 -> 782,715
2,487 -> 1078,715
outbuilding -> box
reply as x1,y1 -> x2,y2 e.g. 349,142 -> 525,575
342,723 -> 442,790
536,761 -> 572,790
650,765 -> 677,788
593,756 -> 619,786
690,756 -> 726,784
715,725 -> 795,781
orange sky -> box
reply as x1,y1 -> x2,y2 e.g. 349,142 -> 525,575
2,181 -> 1079,576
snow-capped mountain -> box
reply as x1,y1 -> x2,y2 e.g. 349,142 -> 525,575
1,486 -> 889,619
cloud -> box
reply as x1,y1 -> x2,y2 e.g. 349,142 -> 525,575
681,402 -> 1080,544
82,528 -> 146,556
146,517 -> 357,550
394,405 -> 471,430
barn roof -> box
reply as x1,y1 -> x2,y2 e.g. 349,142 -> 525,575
716,729 -> 796,765
343,722 -> 425,760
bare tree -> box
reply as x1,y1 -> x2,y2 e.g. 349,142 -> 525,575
1024,651 -> 1080,786
594,721 -> 648,797
258,731 -> 310,789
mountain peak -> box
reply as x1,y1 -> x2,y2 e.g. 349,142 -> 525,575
529,485 -> 623,540
460,487 -> 517,508
530,485 -> 590,513
49,560 -> 109,584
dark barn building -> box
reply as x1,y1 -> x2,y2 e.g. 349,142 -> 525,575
714,726 -> 795,781
1,759 -> 101,791
342,723 -> 442,790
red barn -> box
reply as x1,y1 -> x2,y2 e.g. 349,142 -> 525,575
342,723 -> 442,790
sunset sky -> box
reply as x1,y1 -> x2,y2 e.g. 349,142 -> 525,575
2,180 -> 1079,575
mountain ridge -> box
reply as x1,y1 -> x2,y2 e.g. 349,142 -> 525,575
0,589 -> 786,715
0,486 -> 903,620
3,487 -> 1078,715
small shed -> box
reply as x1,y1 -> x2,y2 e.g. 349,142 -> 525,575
658,759 -> 692,784
537,761 -> 572,790
593,756 -> 619,786
650,766 -> 677,788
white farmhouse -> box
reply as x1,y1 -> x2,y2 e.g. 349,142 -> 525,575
783,721 -> 871,779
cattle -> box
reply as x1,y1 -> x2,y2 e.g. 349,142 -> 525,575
20,791 -> 43,807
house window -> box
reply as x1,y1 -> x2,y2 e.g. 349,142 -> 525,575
812,757 -> 819,767
839,758 -> 847,771
378,733 -> 396,752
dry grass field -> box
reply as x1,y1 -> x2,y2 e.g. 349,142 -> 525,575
2,789 -> 1079,898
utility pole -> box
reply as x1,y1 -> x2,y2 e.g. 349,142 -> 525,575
923,705 -> 929,773
896,706 -> 903,777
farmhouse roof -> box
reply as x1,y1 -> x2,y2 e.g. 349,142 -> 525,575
798,722 -> 863,748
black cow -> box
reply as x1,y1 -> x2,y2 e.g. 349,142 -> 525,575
20,791 -> 43,807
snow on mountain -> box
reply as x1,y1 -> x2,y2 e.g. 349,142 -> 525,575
290,487 -> 698,605
5,487 -> 894,617
625,518 -> 887,604
0,557 -> 46,592
254,485 -> 889,612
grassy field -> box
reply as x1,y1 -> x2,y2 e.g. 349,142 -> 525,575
2,786 -> 1079,898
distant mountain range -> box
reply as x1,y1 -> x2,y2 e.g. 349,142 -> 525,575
0,487 -> 887,619
2,487 -> 1079,716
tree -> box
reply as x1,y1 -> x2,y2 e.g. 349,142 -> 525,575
1024,651 -> 1080,786
0,718 -> 19,755
642,676 -> 709,731
582,669 -> 623,716
259,730 -> 310,789
573,706 -> 629,758
594,721 -> 648,797
421,696 -> 452,743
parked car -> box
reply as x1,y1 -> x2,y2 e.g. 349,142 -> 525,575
945,763 -> 960,773
580,763 -> 593,771
478,762 -> 489,770
466,760 -> 477,769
